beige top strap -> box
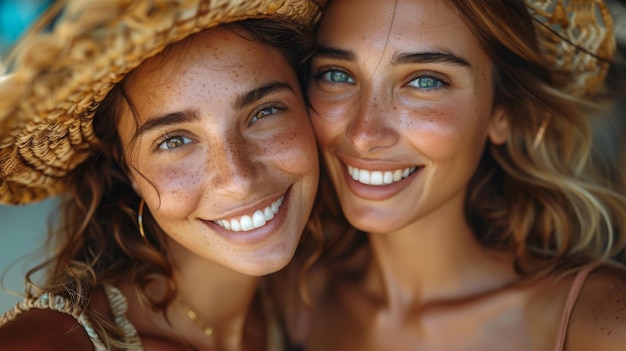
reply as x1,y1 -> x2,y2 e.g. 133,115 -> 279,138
103,284 -> 143,350
553,266 -> 597,351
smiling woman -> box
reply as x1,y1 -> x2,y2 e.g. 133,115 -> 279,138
0,1 -> 324,350
279,0 -> 626,350
115,26 -> 318,276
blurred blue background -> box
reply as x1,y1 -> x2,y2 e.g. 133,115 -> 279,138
0,198 -> 58,312
0,0 -> 55,312
0,0 -> 52,57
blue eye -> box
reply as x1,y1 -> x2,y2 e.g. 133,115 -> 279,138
320,70 -> 354,84
407,76 -> 445,90
158,135 -> 192,150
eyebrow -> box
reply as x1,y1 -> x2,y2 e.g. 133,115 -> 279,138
391,51 -> 471,67
233,81 -> 294,110
135,81 -> 294,136
136,110 -> 200,137
314,47 -> 356,61
315,46 -> 471,68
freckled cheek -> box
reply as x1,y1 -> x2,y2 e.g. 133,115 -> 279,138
310,115 -> 335,149
259,128 -> 318,176
139,161 -> 204,217
309,100 -> 354,147
400,102 -> 480,160
309,95 -> 350,119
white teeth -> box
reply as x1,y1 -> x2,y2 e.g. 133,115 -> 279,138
230,219 -> 241,232
347,165 -> 417,186
370,171 -> 383,185
393,169 -> 403,181
358,170 -> 370,184
240,216 -> 254,231
383,171 -> 393,184
263,207 -> 274,221
215,196 -> 284,232
252,210 -> 266,228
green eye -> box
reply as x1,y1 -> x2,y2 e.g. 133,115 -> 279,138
408,76 -> 444,90
251,106 -> 279,123
158,136 -> 191,150
321,70 -> 354,84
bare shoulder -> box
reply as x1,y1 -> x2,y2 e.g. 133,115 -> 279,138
0,308 -> 94,350
567,264 -> 626,351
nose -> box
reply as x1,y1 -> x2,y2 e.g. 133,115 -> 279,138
347,90 -> 400,154
207,134 -> 258,198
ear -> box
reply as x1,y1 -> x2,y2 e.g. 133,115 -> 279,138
487,106 -> 509,145
115,148 -> 142,196
128,175 -> 143,197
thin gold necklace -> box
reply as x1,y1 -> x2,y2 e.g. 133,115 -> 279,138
177,298 -> 214,336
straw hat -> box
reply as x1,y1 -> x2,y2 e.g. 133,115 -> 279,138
526,0 -> 615,96
0,0 -> 326,205
0,0 -> 615,205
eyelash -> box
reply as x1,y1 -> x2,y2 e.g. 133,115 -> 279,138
153,130 -> 192,152
250,100 -> 286,124
315,67 -> 354,85
315,67 -> 450,93
151,100 -> 286,151
406,71 -> 450,92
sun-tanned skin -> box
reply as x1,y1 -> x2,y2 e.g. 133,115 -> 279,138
292,0 -> 626,350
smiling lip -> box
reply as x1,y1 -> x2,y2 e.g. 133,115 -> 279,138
347,165 -> 418,186
214,196 -> 284,232
341,162 -> 421,201
202,187 -> 291,246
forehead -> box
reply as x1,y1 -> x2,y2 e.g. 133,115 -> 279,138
129,27 -> 277,87
317,0 -> 484,60
122,26 -> 293,114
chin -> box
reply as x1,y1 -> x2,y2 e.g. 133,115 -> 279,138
345,209 -> 404,234
236,258 -> 291,276
351,222 -> 396,235
234,244 -> 298,277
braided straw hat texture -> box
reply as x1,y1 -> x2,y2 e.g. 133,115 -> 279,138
526,0 -> 615,96
0,0 -> 325,205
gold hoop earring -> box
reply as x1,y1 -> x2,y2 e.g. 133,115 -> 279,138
138,199 -> 147,241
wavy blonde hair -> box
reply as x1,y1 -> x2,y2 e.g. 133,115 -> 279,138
317,0 -> 626,279
452,0 -> 626,275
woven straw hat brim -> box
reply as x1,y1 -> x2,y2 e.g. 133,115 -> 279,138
0,0 -> 325,205
526,0 -> 615,96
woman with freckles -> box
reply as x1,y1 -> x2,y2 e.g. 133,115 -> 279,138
279,0 -> 626,350
0,0 -> 326,350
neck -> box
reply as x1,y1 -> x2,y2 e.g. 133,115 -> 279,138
362,195 -> 516,317
167,238 -> 263,351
